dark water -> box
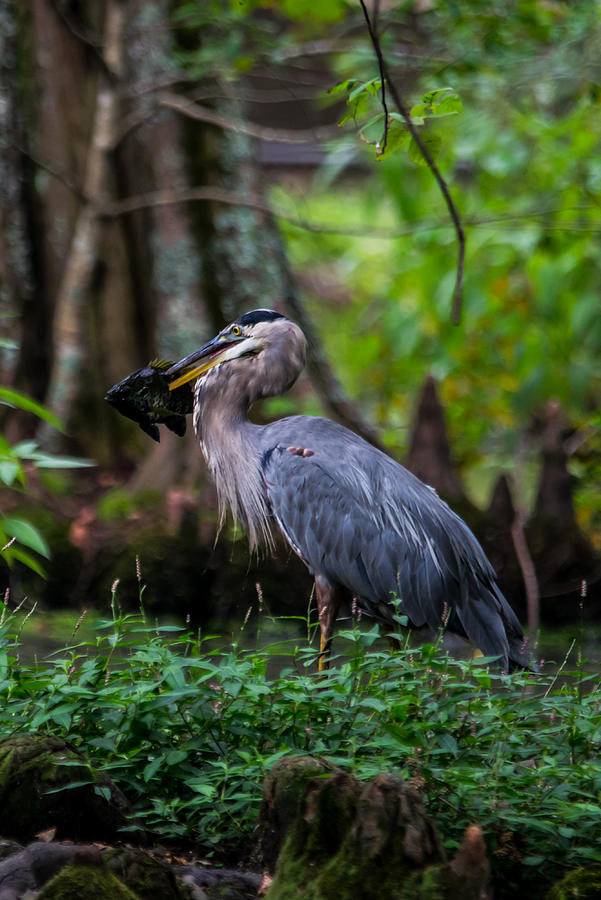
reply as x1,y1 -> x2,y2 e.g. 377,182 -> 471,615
7,606 -> 601,677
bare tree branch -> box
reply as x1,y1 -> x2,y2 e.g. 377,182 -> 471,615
103,185 -> 601,239
158,91 -> 341,145
359,0 -> 466,324
14,144 -> 85,201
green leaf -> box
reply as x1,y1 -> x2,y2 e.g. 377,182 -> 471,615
3,518 -> 51,558
15,444 -> 94,468
348,78 -> 381,103
5,545 -> 47,577
0,388 -> 64,432
94,785 -> 112,803
329,79 -> 355,96
44,781 -> 92,794
144,756 -> 165,782
338,110 -> 356,127
433,93 -> 462,116
0,460 -> 22,487
189,782 -> 217,798
410,90 -> 462,119
437,733 -> 459,756
408,133 -> 442,166
376,122 -> 410,160
420,87 -> 457,106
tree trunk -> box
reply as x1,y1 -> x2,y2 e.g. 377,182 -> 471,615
123,0 -> 207,362
41,0 -> 125,441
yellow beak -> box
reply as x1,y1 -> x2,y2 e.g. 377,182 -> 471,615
167,335 -> 246,391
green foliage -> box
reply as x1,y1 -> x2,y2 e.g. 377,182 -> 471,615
332,79 -> 461,164
0,388 -> 63,433
1,595 -> 600,897
169,0 -> 601,537
172,0 -> 349,78
96,489 -> 162,523
0,391 -> 92,575
273,0 -> 601,526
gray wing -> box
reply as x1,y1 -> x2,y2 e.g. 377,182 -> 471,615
260,415 -> 527,669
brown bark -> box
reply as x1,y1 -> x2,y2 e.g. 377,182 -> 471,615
124,1 -> 207,362
405,375 -> 465,500
41,0 -> 125,438
10,0 -> 100,420
535,400 -> 575,523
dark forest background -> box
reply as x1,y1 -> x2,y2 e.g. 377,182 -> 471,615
1,0 -> 601,635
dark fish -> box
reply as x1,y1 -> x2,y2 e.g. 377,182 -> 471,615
105,360 -> 193,442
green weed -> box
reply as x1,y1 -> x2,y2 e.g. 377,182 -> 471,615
0,594 -> 600,897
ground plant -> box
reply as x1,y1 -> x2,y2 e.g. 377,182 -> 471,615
0,582 -> 599,899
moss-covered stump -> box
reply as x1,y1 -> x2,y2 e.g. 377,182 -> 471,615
256,756 -> 338,869
546,863 -> 601,899
260,757 -> 491,900
0,733 -> 133,843
37,862 -> 141,900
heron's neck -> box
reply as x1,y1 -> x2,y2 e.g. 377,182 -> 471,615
193,377 -> 272,551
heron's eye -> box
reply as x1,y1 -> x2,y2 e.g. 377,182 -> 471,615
232,325 -> 242,336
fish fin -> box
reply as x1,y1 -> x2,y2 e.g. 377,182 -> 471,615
149,359 -> 174,371
165,417 -> 187,437
140,422 -> 161,442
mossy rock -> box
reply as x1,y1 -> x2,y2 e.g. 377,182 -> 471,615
0,837 -> 23,860
546,863 -> 601,899
103,847 -> 188,900
37,863 -> 140,900
0,733 -> 133,843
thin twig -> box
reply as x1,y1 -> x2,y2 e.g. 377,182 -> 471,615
511,508 -> 540,637
15,144 -> 85,201
360,0 -> 389,154
510,438 -> 540,638
359,0 -> 465,324
543,638 -> 576,698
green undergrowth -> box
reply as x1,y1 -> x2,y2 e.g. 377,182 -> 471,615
0,590 -> 600,898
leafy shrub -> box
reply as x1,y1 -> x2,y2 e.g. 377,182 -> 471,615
0,388 -> 91,575
0,591 -> 599,898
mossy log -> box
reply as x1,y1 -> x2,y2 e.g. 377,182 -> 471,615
257,757 -> 491,900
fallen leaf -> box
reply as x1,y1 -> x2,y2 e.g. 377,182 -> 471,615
35,827 -> 57,842
258,873 -> 273,896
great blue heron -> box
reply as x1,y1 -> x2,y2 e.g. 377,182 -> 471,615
167,309 -> 530,672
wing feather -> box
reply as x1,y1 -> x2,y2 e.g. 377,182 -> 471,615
260,415 -> 525,668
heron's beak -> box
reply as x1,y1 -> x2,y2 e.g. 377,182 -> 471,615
166,333 -> 249,391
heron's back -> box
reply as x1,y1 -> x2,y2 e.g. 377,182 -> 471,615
259,415 -> 529,670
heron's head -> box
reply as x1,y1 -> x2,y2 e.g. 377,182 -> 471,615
166,309 -> 306,407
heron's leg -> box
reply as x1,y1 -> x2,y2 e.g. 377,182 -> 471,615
315,575 -> 344,672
